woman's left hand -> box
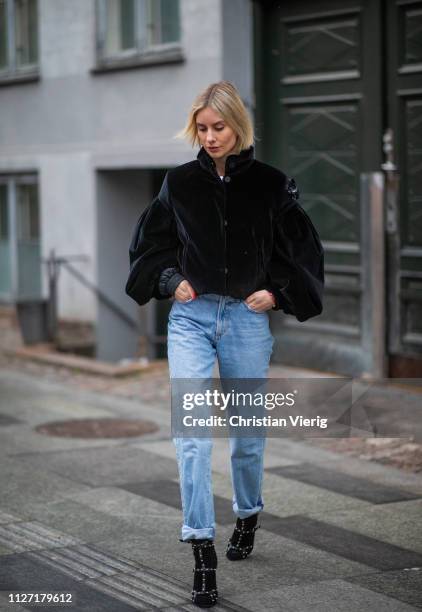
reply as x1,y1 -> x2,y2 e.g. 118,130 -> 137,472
244,290 -> 275,312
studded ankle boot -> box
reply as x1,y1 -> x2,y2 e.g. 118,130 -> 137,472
190,539 -> 218,608
226,512 -> 260,561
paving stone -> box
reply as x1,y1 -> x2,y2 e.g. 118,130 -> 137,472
132,437 -> 299,475
228,578 -> 419,612
347,568 -> 422,608
0,383 -> 114,424
0,552 -> 138,611
119,472 -> 371,527
68,485 -> 181,518
21,500 -> 146,545
0,370 -> 170,428
0,521 -> 81,553
261,472 -> 370,518
309,499 -> 422,553
266,438 -> 422,493
314,452 -> 422,493
0,544 -> 13,556
0,510 -> 22,523
0,428 -> 126,456
267,462 -> 421,503
0,413 -> 23,426
0,593 -> 27,612
261,514 -> 422,570
15,445 -> 178,487
0,457 -> 91,513
118,478 -> 236,525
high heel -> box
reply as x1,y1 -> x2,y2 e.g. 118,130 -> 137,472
190,539 -> 218,608
226,513 -> 260,561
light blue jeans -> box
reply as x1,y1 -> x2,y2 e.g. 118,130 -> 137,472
167,293 -> 274,541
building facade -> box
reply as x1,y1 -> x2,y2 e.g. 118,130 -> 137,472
1,0 -> 421,376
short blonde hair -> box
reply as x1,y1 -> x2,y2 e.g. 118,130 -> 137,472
175,81 -> 255,154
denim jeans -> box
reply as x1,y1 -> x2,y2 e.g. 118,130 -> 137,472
167,293 -> 274,541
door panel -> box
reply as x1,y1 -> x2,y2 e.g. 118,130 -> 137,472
255,0 -> 383,375
386,0 -> 422,371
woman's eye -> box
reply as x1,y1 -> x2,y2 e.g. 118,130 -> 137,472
197,126 -> 224,132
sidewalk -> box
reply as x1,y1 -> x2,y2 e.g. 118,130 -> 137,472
0,368 -> 421,611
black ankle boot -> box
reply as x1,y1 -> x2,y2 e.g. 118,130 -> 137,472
226,513 -> 260,561
190,539 -> 218,608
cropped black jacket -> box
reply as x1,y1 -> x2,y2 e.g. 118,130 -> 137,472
125,145 -> 324,322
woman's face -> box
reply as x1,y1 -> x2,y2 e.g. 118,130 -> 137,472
196,106 -> 238,161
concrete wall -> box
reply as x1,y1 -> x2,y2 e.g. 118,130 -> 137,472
222,0 -> 254,112
0,0 -> 225,322
39,152 -> 96,320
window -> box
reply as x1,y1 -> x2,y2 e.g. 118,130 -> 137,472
0,0 -> 39,81
0,176 -> 41,300
0,185 -> 8,239
0,184 -> 11,296
96,0 -> 182,69
17,183 -> 39,241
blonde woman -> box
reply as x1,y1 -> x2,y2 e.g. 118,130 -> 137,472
126,81 -> 324,607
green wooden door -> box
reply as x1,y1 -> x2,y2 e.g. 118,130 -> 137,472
385,0 -> 422,375
254,0 -> 422,376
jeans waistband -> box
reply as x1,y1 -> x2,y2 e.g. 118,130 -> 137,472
198,293 -> 243,304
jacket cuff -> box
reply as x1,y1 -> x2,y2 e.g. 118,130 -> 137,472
275,281 -> 295,314
258,281 -> 293,312
158,267 -> 185,297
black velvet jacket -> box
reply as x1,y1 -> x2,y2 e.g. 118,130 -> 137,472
125,145 -> 324,322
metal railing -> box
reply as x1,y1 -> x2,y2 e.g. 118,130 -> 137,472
42,249 -> 139,344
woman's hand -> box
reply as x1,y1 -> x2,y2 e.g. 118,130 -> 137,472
174,279 -> 196,303
244,290 -> 275,312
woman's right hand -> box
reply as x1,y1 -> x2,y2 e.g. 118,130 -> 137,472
174,280 -> 196,303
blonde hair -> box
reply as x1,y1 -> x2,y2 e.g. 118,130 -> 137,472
175,81 -> 255,154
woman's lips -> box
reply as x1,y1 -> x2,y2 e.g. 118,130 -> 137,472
208,147 -> 220,152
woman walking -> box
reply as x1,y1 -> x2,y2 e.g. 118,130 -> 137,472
125,81 -> 324,608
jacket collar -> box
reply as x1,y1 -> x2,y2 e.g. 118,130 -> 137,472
197,145 -> 255,177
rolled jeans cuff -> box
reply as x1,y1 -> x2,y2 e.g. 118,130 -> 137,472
233,502 -> 264,519
181,525 -> 215,541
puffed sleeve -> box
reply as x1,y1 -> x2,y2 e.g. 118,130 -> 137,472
125,173 -> 182,306
266,177 -> 324,322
